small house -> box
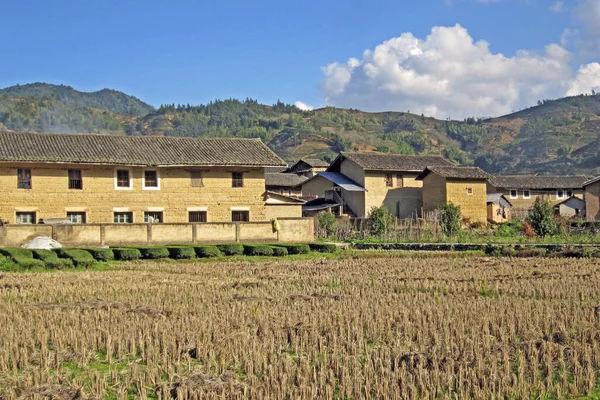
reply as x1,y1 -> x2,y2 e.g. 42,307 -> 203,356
554,196 -> 585,218
265,172 -> 307,197
486,193 -> 512,223
286,158 -> 330,178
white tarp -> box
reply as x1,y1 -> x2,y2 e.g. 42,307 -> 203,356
21,236 -> 63,250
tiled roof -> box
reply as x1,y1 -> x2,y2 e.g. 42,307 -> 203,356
341,152 -> 452,171
416,166 -> 491,180
0,132 -> 286,167
488,175 -> 588,189
265,172 -> 308,187
583,175 -> 600,187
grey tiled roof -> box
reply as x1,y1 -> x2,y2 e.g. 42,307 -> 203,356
265,172 -> 308,187
416,166 -> 491,180
341,152 -> 452,171
488,175 -> 588,189
0,132 -> 286,167
300,158 -> 329,168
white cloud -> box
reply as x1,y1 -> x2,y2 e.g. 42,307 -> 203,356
294,101 -> 314,111
567,62 -> 600,95
551,1 -> 564,12
574,0 -> 600,56
321,24 -> 600,119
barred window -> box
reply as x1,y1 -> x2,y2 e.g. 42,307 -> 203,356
189,211 -> 207,223
114,212 -> 133,224
232,211 -> 249,222
144,170 -> 158,188
68,169 -> 82,190
17,169 -> 32,189
116,170 -> 130,188
232,172 -> 244,188
67,212 -> 86,224
16,212 -> 36,224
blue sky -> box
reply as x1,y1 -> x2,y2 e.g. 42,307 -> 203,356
1,0 -> 599,118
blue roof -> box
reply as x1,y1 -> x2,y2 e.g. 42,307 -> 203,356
316,172 -> 366,192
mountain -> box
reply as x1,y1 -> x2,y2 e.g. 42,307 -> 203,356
0,83 -> 598,176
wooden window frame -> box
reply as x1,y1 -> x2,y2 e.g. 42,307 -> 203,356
190,170 -> 204,187
396,173 -> 404,188
231,210 -> 249,222
17,168 -> 32,190
384,173 -> 393,188
188,211 -> 207,223
68,169 -> 83,190
115,169 -> 132,190
142,169 -> 160,190
232,172 -> 244,188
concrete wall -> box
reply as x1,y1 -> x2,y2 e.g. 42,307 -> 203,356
340,159 -> 365,186
585,181 -> 600,220
0,218 -> 314,247
446,180 -> 487,224
421,173 -> 447,214
265,205 -> 302,219
0,163 -> 267,224
302,175 -> 336,198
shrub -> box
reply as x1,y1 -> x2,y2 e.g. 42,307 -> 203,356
309,243 -> 338,253
368,206 -> 394,236
85,248 -> 115,262
55,249 -> 97,268
0,255 -> 18,271
0,248 -> 34,259
31,249 -> 60,261
0,248 -> 45,269
193,245 -> 222,258
243,244 -> 274,257
271,246 -> 288,257
167,246 -> 196,259
112,248 -> 142,261
317,211 -> 337,237
495,222 -> 524,237
217,244 -> 244,256
277,244 -> 310,254
439,203 -> 461,237
137,247 -> 170,259
526,198 -> 557,237
45,258 -> 74,269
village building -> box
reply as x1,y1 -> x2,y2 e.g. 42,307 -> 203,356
264,191 -> 305,219
583,176 -> 600,220
554,196 -> 586,218
265,171 -> 307,198
486,193 -> 512,223
302,152 -> 452,218
487,175 -> 587,212
0,132 -> 286,224
285,157 -> 329,178
417,166 -> 491,224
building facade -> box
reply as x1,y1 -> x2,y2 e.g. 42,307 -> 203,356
417,166 -> 490,224
0,132 -> 286,224
286,158 -> 329,178
303,152 -> 452,218
584,176 -> 600,220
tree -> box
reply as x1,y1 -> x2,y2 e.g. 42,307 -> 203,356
368,206 -> 394,236
439,203 -> 461,236
317,211 -> 337,237
526,198 -> 557,237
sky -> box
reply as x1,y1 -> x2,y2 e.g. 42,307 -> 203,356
1,0 -> 599,119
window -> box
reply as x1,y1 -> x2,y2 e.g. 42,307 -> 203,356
189,211 -> 207,223
190,171 -> 203,187
114,212 -> 133,224
144,211 -> 163,223
556,189 -> 565,200
509,189 -> 518,199
466,187 -> 473,195
232,172 -> 244,188
116,169 -> 131,189
396,174 -> 404,188
17,169 -> 32,189
385,174 -> 393,187
232,211 -> 249,222
143,170 -> 159,189
566,189 -> 573,197
522,190 -> 531,199
16,212 -> 36,224
67,212 -> 86,224
68,169 -> 82,190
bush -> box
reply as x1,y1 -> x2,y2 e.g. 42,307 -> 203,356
55,249 -> 97,268
31,249 -> 60,261
193,245 -> 222,258
0,255 -> 18,271
112,248 -> 141,261
217,244 -> 244,256
167,246 -> 196,259
439,203 -> 461,236
526,198 -> 557,237
0,248 -> 34,259
368,206 -> 394,236
309,243 -> 338,253
85,248 -> 115,262
277,244 -> 310,254
271,246 -> 288,257
495,222 -> 524,237
317,211 -> 337,237
45,258 -> 74,269
0,248 -> 45,269
137,247 -> 170,259
243,244 -> 274,257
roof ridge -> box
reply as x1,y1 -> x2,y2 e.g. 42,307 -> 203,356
0,131 -> 264,142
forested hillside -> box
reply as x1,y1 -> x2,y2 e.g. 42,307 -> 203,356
0,83 -> 598,175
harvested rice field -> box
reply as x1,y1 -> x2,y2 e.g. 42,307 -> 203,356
1,255 -> 600,399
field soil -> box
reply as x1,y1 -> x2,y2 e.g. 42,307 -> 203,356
1,255 -> 600,399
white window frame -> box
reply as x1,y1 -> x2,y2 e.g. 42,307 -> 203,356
114,168 -> 133,190
522,189 -> 531,199
509,189 -> 518,199
16,211 -> 36,224
566,189 -> 573,198
556,189 -> 565,200
114,211 -> 134,224
466,187 -> 473,195
66,212 -> 86,224
142,169 -> 160,191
